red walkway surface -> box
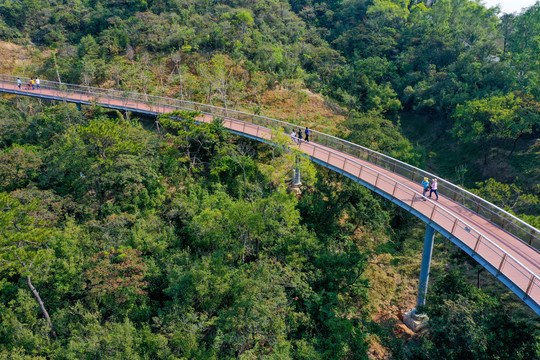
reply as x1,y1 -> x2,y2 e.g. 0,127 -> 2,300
1,81 -> 539,311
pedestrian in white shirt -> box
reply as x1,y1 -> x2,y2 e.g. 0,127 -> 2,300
291,129 -> 297,144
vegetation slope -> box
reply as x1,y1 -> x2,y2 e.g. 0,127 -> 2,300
0,0 -> 539,359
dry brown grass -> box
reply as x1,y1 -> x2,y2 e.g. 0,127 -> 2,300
0,41 -> 55,78
0,44 -> 348,137
367,333 -> 391,360
256,87 -> 346,134
0,41 -> 33,74
365,253 -> 418,314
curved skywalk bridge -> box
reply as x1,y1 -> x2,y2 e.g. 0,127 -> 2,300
1,75 -> 539,315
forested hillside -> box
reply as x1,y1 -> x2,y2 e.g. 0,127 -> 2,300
0,0 -> 539,359
1,0 -> 537,219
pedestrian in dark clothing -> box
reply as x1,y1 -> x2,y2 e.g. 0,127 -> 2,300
305,127 -> 310,142
297,129 -> 303,144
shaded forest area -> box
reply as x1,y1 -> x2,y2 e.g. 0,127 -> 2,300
0,0 -> 539,359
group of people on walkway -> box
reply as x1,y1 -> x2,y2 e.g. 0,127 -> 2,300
291,127 -> 310,145
12,77 -> 443,205
17,77 -> 40,90
421,177 -> 438,200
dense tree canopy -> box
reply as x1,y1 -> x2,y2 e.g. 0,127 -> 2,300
0,0 -> 539,358
0,103 -> 382,358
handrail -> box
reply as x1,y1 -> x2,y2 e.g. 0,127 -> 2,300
216,114 -> 540,296
1,74 -> 539,307
298,138 -> 540,285
1,74 -> 539,252
222,112 -> 540,295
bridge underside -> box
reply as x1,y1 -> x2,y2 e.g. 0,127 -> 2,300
215,126 -> 540,316
316,159 -> 540,315
3,89 -> 539,316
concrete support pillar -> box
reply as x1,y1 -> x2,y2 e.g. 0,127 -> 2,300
416,224 -> 436,308
293,156 -> 301,185
403,224 -> 435,332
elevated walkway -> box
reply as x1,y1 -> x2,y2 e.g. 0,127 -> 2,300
1,75 -> 538,315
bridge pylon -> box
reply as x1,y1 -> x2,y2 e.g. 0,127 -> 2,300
293,169 -> 301,185
293,156 -> 301,186
403,224 -> 435,332
2,75 -> 538,315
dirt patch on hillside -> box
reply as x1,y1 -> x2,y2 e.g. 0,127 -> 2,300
258,87 -> 346,134
366,311 -> 420,360
363,252 -> 423,359
0,41 -> 33,74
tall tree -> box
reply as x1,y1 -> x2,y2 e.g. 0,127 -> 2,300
0,193 -> 57,338
451,92 -> 539,157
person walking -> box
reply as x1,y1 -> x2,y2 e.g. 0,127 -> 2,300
35,77 -> 41,89
31,78 -> 35,90
429,178 -> 438,200
291,129 -> 297,144
297,129 -> 303,144
304,127 -> 310,142
421,177 -> 430,200
17,78 -> 21,89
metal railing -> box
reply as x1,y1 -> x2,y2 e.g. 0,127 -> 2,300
1,74 -> 539,253
297,139 -> 540,303
1,74 -> 539,309
214,115 -> 540,305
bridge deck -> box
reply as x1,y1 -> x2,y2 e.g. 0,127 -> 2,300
1,82 -> 539,313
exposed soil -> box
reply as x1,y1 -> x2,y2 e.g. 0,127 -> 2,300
258,87 -> 346,134
0,41 -> 32,74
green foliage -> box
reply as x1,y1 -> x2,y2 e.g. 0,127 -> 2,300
0,290 -> 49,356
0,145 -> 42,191
410,272 -> 540,360
27,104 -> 86,146
43,116 -> 164,215
158,110 -> 225,176
0,192 -> 55,277
341,110 -> 421,165
0,95 -> 388,357
298,173 -> 389,239
452,93 -> 539,146
0,191 -> 58,338
46,219 -> 93,308
0,100 -> 27,147
0,0 -> 539,358
332,56 -> 402,113
471,178 -> 540,216
506,3 -> 540,97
